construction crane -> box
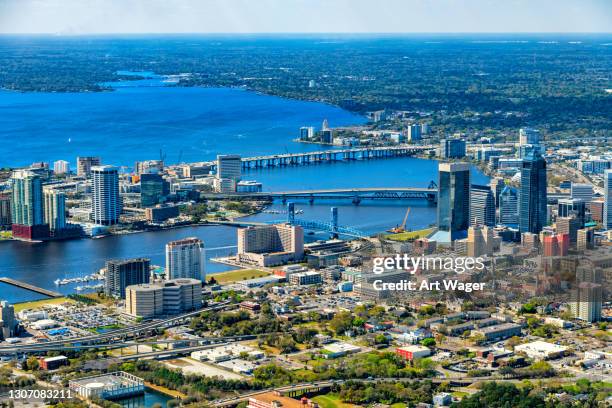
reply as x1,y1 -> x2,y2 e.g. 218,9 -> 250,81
389,208 -> 411,233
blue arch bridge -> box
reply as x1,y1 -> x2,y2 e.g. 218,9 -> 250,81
271,202 -> 369,239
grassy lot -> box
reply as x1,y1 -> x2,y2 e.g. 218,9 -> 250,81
312,394 -> 359,408
385,228 -> 434,242
14,297 -> 75,312
211,269 -> 271,284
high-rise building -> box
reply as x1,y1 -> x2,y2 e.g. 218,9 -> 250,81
440,138 -> 466,159
216,155 -> 242,193
467,225 -> 494,257
104,258 -> 151,298
0,301 -> 17,340
519,127 -> 540,145
299,126 -> 314,140
43,189 -> 66,231
76,156 -> 101,178
519,151 -> 547,234
570,183 -> 593,204
572,266 -> 602,322
604,170 -> 612,230
499,186 -> 518,227
407,124 -> 421,142
237,223 -> 304,266
320,129 -> 333,143
0,192 -> 11,227
556,216 -> 581,247
140,173 -> 169,208
577,228 -> 595,251
10,170 -> 49,240
557,199 -> 586,226
490,178 -> 505,208
165,238 -> 205,281
53,160 -> 70,175
470,184 -> 495,227
590,199 -> 604,223
437,162 -> 470,241
91,165 -> 122,225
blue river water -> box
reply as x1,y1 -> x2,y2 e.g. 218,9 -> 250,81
0,72 -> 488,303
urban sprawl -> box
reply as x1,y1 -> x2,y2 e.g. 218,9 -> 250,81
0,115 -> 610,407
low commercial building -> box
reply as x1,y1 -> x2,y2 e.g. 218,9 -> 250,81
396,345 -> 432,361
145,205 -> 179,223
514,341 -> 568,360
472,323 -> 522,342
322,342 -> 361,358
39,355 -> 68,370
289,271 -> 322,286
191,344 -> 263,363
125,278 -> 202,318
31,319 -> 58,330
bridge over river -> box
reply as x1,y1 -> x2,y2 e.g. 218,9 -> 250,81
203,185 -> 439,204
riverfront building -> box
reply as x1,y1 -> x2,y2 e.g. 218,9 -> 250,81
69,372 -> 144,401
0,192 -> 11,228
91,165 -> 122,225
436,162 -> 470,242
10,169 -> 49,240
519,151 -> 547,234
237,223 -> 304,267
440,138 -> 466,159
140,173 -> 169,207
43,188 -> 66,231
215,154 -> 242,193
125,278 -> 202,318
165,238 -> 205,281
104,258 -> 151,298
76,156 -> 101,178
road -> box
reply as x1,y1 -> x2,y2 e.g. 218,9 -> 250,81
210,376 -> 579,407
0,301 -> 232,354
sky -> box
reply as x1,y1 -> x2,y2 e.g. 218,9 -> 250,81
0,0 -> 610,34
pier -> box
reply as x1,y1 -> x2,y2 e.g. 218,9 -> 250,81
0,277 -> 63,298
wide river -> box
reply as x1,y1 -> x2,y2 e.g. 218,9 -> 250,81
0,72 -> 488,302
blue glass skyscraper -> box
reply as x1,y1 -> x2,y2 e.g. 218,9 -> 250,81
519,151 -> 547,233
437,162 -> 470,241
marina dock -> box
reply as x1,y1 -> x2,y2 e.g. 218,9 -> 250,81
0,277 -> 63,298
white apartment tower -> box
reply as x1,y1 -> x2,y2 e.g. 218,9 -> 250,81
53,160 -> 70,175
43,188 -> 66,231
91,165 -> 122,225
165,237 -> 205,281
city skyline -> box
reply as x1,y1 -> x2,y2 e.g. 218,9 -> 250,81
0,0 -> 610,34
